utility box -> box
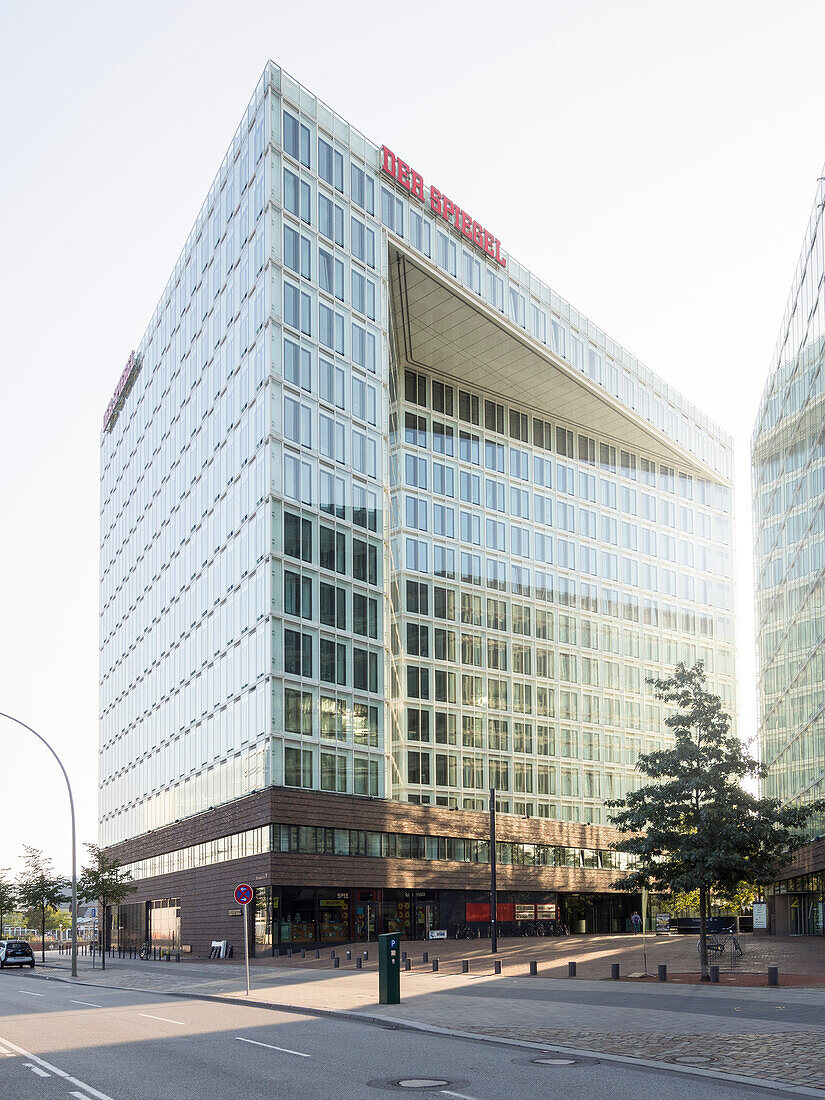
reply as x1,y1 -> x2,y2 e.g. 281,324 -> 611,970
378,933 -> 401,1004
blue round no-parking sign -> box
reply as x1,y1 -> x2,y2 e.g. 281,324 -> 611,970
234,883 -> 253,906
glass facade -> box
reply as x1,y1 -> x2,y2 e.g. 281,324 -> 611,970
753,170 -> 825,840
100,61 -> 736,850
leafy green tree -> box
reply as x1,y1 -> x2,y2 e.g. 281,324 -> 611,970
78,844 -> 135,970
606,662 -> 825,979
0,870 -> 17,938
16,847 -> 70,962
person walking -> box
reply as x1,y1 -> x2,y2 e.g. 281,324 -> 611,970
631,910 -> 642,934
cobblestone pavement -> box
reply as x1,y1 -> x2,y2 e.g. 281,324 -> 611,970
466,1026 -> 825,1091
39,937 -> 825,1093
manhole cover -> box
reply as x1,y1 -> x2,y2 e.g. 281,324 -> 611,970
673,1056 -> 714,1064
533,1058 -> 577,1065
397,1081 -> 450,1088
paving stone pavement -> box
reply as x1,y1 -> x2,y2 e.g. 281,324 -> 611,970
40,938 -> 825,1092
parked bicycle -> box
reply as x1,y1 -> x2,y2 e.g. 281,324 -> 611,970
139,942 -> 151,960
697,928 -> 743,957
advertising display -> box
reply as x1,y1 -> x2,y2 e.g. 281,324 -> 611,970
752,902 -> 768,930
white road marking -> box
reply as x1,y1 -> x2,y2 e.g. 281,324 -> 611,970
24,1062 -> 51,1077
0,1034 -> 114,1100
442,1092 -> 482,1100
17,989 -> 44,996
71,1093 -> 95,1099
236,1036 -> 311,1058
138,1013 -> 185,1025
70,1000 -> 104,1008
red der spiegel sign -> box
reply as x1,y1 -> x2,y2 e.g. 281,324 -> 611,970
380,145 -> 506,268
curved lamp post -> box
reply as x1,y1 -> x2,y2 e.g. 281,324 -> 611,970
1,713 -> 77,978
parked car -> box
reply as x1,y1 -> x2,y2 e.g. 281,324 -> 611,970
0,940 -> 35,968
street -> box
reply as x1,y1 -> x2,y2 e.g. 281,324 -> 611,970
0,970 -> 803,1100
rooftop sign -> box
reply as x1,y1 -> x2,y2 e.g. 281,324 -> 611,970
103,350 -> 142,433
380,146 -> 506,268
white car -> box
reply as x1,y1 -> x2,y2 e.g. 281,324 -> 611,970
0,940 -> 35,968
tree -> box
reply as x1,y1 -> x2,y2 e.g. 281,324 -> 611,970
78,844 -> 135,970
0,870 -> 17,938
16,847 -> 70,963
606,662 -> 825,980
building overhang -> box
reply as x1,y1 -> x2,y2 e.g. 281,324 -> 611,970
387,240 -> 727,484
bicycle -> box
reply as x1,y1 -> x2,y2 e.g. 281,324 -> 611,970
139,942 -> 151,960
697,928 -> 742,957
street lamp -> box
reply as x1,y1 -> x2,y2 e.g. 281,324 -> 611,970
1,713 -> 78,978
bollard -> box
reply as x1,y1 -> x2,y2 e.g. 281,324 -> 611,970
530,960 -> 538,976
494,960 -> 502,974
710,965 -> 720,983
356,957 -> 362,969
423,951 -> 429,963
611,963 -> 620,980
658,964 -> 667,982
176,951 -> 180,963
363,950 -> 369,961
404,958 -> 411,971
461,959 -> 469,973
301,949 -> 306,959
331,949 -> 336,958
402,951 -> 407,961
333,957 -> 340,969
287,948 -> 293,959
768,966 -> 779,986
315,949 -> 320,959
432,959 -> 439,972
568,961 -> 577,977
346,951 -> 351,960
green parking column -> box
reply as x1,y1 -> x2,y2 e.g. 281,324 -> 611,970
378,933 -> 401,1005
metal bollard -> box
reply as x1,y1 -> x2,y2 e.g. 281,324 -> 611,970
404,958 -> 411,971
402,951 -> 407,961
611,963 -> 620,980
530,960 -> 538,976
346,951 -> 351,960
176,951 -> 180,963
658,964 -> 667,982
356,957 -> 362,969
461,959 -> 469,973
768,966 -> 779,986
422,951 -> 429,963
494,960 -> 502,974
568,961 -> 577,977
315,949 -> 320,959
301,949 -> 306,959
432,959 -> 439,972
363,950 -> 369,961
333,957 -> 340,968
710,965 -> 720,983
331,949 -> 336,958
287,948 -> 293,959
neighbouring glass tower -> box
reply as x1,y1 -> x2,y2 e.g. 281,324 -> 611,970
753,171 -> 825,843
98,61 -> 736,950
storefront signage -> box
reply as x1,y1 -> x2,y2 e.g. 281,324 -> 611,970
428,929 -> 447,939
514,904 -> 536,921
380,145 -> 506,268
103,350 -> 142,433
536,903 -> 558,920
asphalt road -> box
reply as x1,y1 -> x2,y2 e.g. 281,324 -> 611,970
0,969 -> 799,1100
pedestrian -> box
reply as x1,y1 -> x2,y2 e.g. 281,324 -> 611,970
631,911 -> 642,934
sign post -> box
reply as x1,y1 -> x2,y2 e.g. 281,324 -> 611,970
234,883 -> 253,995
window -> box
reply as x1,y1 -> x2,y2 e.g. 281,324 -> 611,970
284,512 -> 312,561
284,746 -> 313,788
283,111 -> 310,168
285,689 -> 313,736
284,629 -> 312,677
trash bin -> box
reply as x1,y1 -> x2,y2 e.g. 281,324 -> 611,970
574,920 -> 586,934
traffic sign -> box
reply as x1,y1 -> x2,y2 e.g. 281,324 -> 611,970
234,883 -> 253,906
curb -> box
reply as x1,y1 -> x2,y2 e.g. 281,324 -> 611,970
28,968 -> 825,1097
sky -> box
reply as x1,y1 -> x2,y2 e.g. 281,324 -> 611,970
1,0 -> 823,879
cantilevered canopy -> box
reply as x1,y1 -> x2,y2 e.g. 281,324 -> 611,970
387,242 -> 726,484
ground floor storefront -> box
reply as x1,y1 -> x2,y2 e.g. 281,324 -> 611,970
766,839 -> 825,936
104,787 -> 643,957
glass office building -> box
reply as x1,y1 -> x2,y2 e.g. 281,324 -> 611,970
99,61 -> 736,951
753,169 -> 825,935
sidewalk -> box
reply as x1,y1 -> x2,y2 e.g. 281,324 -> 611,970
39,935 -> 825,1094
